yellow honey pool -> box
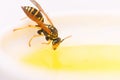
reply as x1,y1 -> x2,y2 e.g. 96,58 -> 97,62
1,14 -> 120,80
21,45 -> 120,71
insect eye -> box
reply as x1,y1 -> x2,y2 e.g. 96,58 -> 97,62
52,38 -> 61,50
52,38 -> 61,45
52,40 -> 58,45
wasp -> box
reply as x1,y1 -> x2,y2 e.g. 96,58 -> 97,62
13,0 -> 71,50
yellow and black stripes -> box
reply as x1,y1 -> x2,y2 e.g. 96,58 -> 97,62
24,6 -> 44,22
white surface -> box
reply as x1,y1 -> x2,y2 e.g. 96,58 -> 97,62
1,0 -> 120,29
1,0 -> 120,80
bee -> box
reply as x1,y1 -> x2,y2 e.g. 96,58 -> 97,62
13,0 -> 71,50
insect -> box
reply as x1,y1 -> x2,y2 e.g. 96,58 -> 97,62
13,0 -> 71,50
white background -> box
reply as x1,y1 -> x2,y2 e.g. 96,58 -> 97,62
1,0 -> 120,80
0,0 -> 120,29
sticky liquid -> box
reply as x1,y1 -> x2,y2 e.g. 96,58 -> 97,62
21,45 -> 120,71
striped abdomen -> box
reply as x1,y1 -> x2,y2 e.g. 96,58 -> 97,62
21,6 -> 51,35
21,6 -> 44,22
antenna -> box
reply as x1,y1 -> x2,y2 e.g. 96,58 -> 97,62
61,35 -> 72,43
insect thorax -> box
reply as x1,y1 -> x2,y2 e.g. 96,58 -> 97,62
41,25 -> 58,40
24,6 -> 58,40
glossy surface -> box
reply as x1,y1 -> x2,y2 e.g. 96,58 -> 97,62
22,45 -> 120,71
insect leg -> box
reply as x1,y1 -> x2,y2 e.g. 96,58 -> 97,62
42,40 -> 51,45
28,34 -> 43,47
13,27 -> 28,32
13,25 -> 40,32
38,30 -> 51,45
20,17 -> 28,21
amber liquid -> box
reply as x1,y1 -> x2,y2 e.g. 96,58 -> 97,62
21,45 -> 120,71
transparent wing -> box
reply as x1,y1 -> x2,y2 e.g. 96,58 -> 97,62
37,19 -> 51,35
30,0 -> 54,26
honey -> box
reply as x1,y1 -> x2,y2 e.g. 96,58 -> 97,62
21,45 -> 120,71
